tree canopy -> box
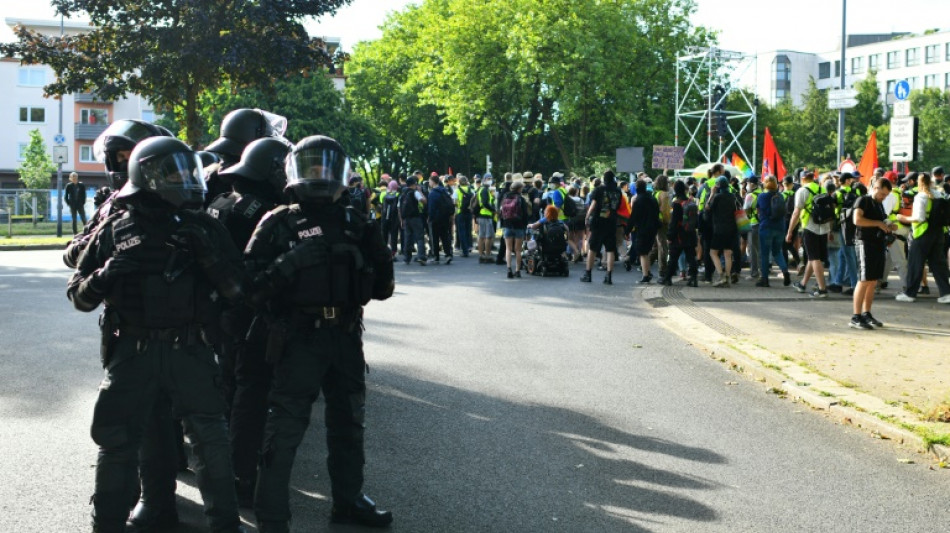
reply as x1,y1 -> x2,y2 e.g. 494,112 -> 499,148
2,0 -> 352,146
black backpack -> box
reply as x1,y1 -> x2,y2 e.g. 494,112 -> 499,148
838,188 -> 859,225
458,186 -> 474,214
431,188 -> 455,221
383,193 -> 399,223
349,187 -> 367,213
769,191 -> 787,222
928,197 -> 950,229
399,188 -> 418,219
807,187 -> 836,225
559,190 -> 578,218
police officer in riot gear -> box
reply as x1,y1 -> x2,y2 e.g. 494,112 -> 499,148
63,120 -> 173,269
67,136 -> 248,533
204,108 -> 290,206
244,135 -> 395,531
208,137 -> 292,506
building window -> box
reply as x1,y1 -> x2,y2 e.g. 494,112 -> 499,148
834,60 -> 841,77
79,145 -> 96,163
80,109 -> 108,125
926,44 -> 939,64
909,76 -> 920,89
887,51 -> 900,69
947,43 -> 950,61
18,143 -> 29,161
925,74 -> 938,88
869,54 -> 880,71
18,106 -> 46,124
851,57 -> 864,74
141,110 -> 155,123
17,67 -> 45,87
946,72 -> 950,90
772,55 -> 791,102
819,62 -> 831,79
887,80 -> 897,95
906,48 -> 920,67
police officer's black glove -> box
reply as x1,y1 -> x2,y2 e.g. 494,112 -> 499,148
270,239 -> 329,282
90,255 -> 139,293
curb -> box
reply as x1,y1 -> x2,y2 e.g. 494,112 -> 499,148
642,285 -> 950,465
0,244 -> 66,252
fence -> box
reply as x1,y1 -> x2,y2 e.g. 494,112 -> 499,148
0,188 -> 94,224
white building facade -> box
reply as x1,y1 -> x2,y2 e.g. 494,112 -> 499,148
742,30 -> 950,108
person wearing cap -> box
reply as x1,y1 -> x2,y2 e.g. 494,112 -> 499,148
786,171 -> 831,298
831,172 -> 859,296
743,175 -> 763,280
934,166 -> 946,192
475,173 -> 496,262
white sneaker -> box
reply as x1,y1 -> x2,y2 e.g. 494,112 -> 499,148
895,293 -> 916,303
938,295 -> 950,304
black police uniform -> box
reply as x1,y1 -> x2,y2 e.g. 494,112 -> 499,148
67,137 -> 247,533
244,200 -> 394,530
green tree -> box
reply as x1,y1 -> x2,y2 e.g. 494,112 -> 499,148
784,78 -> 837,169
845,70 -> 885,160
17,129 -> 55,189
909,88 -> 950,172
2,0 -> 351,146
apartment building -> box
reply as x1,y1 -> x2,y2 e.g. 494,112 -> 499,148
743,30 -> 950,108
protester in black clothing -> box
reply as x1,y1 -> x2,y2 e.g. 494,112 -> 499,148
427,175 -> 455,264
64,172 -> 87,234
662,180 -> 699,287
628,179 -> 660,283
850,177 -> 894,329
707,176 -> 738,287
581,171 -> 623,284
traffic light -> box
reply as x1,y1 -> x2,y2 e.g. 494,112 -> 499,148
717,111 -> 728,137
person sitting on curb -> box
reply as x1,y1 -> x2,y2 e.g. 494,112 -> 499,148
850,177 -> 894,329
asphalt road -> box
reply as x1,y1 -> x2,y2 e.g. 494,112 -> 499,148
1,250 -> 948,532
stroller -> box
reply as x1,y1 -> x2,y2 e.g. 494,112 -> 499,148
523,223 -> 570,277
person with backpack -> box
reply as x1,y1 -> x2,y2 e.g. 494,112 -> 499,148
786,171 -> 833,298
755,175 -> 792,287
743,176 -> 764,280
581,171 -> 623,284
895,172 -> 950,303
427,175 -> 455,264
380,180 -> 401,259
832,172 -> 860,296
400,175 -> 428,265
706,176 -> 739,287
499,180 -> 530,278
347,175 -> 370,218
474,173 -> 496,263
781,175 -> 802,270
455,175 -> 475,257
628,178 -> 661,283
661,179 -> 699,287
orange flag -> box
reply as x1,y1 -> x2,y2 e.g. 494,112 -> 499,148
761,128 -> 787,179
856,130 -> 878,186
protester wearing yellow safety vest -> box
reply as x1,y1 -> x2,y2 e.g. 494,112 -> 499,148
651,175 -> 671,280
880,170 -> 908,291
475,173 -> 496,263
895,172 -> 950,303
743,176 -> 763,280
698,163 -> 725,283
781,176 -> 802,269
454,176 -> 474,257
786,171 -> 831,297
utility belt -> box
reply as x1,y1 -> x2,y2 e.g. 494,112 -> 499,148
118,324 -> 208,346
294,306 -> 361,330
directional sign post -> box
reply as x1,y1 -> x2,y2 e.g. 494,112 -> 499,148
893,100 -> 911,117
828,98 -> 858,110
889,116 -> 918,163
54,133 -> 66,145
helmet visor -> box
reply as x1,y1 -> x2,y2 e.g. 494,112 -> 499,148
93,121 -> 160,163
138,152 -> 207,194
286,147 -> 350,186
258,109 -> 288,138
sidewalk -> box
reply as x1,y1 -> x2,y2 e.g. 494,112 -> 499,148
642,270 -> 950,464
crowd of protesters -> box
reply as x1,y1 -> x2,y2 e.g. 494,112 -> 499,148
359,164 -> 950,329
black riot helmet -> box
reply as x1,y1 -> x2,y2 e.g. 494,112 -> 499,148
118,137 -> 207,209
219,137 -> 292,194
93,119 -> 171,189
205,108 -> 288,162
285,135 -> 350,203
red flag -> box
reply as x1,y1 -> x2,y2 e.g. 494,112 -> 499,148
761,128 -> 787,179
856,130 -> 878,186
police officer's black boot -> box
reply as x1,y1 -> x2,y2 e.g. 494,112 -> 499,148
330,494 -> 393,528
126,500 -> 179,532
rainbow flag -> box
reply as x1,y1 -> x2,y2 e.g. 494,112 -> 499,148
731,153 -> 753,178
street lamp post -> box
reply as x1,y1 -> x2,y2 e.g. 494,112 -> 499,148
836,0 -> 847,166
55,13 -> 64,237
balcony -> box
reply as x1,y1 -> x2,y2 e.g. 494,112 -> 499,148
74,92 -> 110,103
75,122 -> 109,140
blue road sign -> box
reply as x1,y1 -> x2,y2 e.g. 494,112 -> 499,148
894,80 -> 910,101
54,133 -> 66,145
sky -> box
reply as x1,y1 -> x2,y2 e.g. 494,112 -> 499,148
1,0 -> 948,54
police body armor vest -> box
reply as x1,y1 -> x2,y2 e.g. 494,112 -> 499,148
276,205 -> 375,310
106,211 -> 217,328
208,192 -> 274,251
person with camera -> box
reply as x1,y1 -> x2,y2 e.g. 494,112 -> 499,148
850,177 -> 894,329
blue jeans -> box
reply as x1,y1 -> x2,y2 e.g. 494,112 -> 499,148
759,227 -> 788,275
835,229 -> 857,287
828,247 -> 841,284
456,213 -> 473,255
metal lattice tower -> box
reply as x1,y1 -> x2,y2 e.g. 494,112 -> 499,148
675,47 -> 758,169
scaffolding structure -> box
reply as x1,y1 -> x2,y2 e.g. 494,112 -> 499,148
675,47 -> 758,170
